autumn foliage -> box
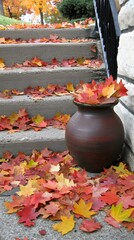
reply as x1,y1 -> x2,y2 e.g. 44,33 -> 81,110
0,109 -> 70,131
74,76 -> 128,105
0,148 -> 134,236
3,0 -> 61,24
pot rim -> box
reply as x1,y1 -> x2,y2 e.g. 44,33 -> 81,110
73,99 -> 119,108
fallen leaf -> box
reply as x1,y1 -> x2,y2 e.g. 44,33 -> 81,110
17,180 -> 36,197
0,58 -> 5,68
110,203 -> 134,223
39,229 -> 47,235
55,173 -> 76,189
52,215 -> 75,235
73,199 -> 96,218
17,205 -> 39,227
80,219 -> 102,232
105,216 -> 121,228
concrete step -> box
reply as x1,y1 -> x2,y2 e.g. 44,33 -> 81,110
0,26 -> 104,155
1,42 -> 97,66
0,66 -> 106,91
0,95 -> 76,117
0,27 -> 94,40
0,127 -> 66,156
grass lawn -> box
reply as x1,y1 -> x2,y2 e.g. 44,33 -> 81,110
0,14 -> 26,26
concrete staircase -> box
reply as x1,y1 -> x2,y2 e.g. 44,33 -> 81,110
0,26 -> 105,156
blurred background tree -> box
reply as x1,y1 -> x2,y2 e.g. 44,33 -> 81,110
2,0 -> 62,24
57,0 -> 95,20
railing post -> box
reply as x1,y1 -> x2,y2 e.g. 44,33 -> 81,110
93,0 -> 121,79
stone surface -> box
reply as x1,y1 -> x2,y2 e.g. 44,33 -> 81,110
123,144 -> 134,171
0,27 -> 94,40
115,102 -> 134,153
0,42 -> 97,67
0,26 -> 105,163
0,95 -> 76,117
117,31 -> 134,79
119,0 -> 134,30
0,127 -> 66,156
0,196 -> 133,240
119,0 -> 129,5
0,66 -> 106,91
115,100 -> 134,170
118,78 -> 134,111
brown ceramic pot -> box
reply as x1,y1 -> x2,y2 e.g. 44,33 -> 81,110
65,100 -> 124,173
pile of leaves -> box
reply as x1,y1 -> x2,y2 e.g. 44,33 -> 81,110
0,18 -> 94,30
0,109 -> 70,132
0,83 -> 75,99
0,57 -> 103,69
0,35 -> 94,44
0,148 -> 134,236
74,76 -> 128,105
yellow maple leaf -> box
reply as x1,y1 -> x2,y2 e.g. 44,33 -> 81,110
110,203 -> 134,222
77,57 -> 84,65
66,83 -> 75,92
53,215 -> 75,235
0,158 -> 8,163
14,161 -> 27,175
17,179 -> 36,197
9,112 -> 19,125
102,84 -> 116,98
0,58 -> 5,68
73,199 -> 96,218
27,159 -> 38,168
113,162 -> 132,176
32,114 -> 45,124
55,173 -> 76,189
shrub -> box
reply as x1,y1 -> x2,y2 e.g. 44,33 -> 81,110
57,0 -> 95,20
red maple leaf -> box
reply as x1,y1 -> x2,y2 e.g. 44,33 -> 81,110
79,219 -> 102,232
117,195 -> 134,208
23,192 -> 48,208
100,188 -> 119,205
105,216 -> 121,228
91,197 -> 106,211
45,201 -> 60,216
118,175 -> 134,191
17,205 -> 39,227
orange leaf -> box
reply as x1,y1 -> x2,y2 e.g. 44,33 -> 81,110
66,83 -> 75,92
0,58 -> 5,68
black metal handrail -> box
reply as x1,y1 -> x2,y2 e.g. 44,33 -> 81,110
93,0 -> 121,79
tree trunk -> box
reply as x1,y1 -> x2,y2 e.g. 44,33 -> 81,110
7,7 -> 12,18
39,8 -> 44,25
0,0 -> 4,15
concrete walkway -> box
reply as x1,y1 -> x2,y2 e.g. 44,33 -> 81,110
0,195 -> 133,240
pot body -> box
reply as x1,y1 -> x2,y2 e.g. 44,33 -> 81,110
65,101 -> 124,172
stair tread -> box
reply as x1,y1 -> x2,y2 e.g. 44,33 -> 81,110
0,27 -> 95,40
0,65 -> 105,73
0,127 -> 66,155
0,42 -> 96,47
0,25 -> 105,153
0,95 -> 76,117
0,127 -> 65,142
1,43 -> 97,66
